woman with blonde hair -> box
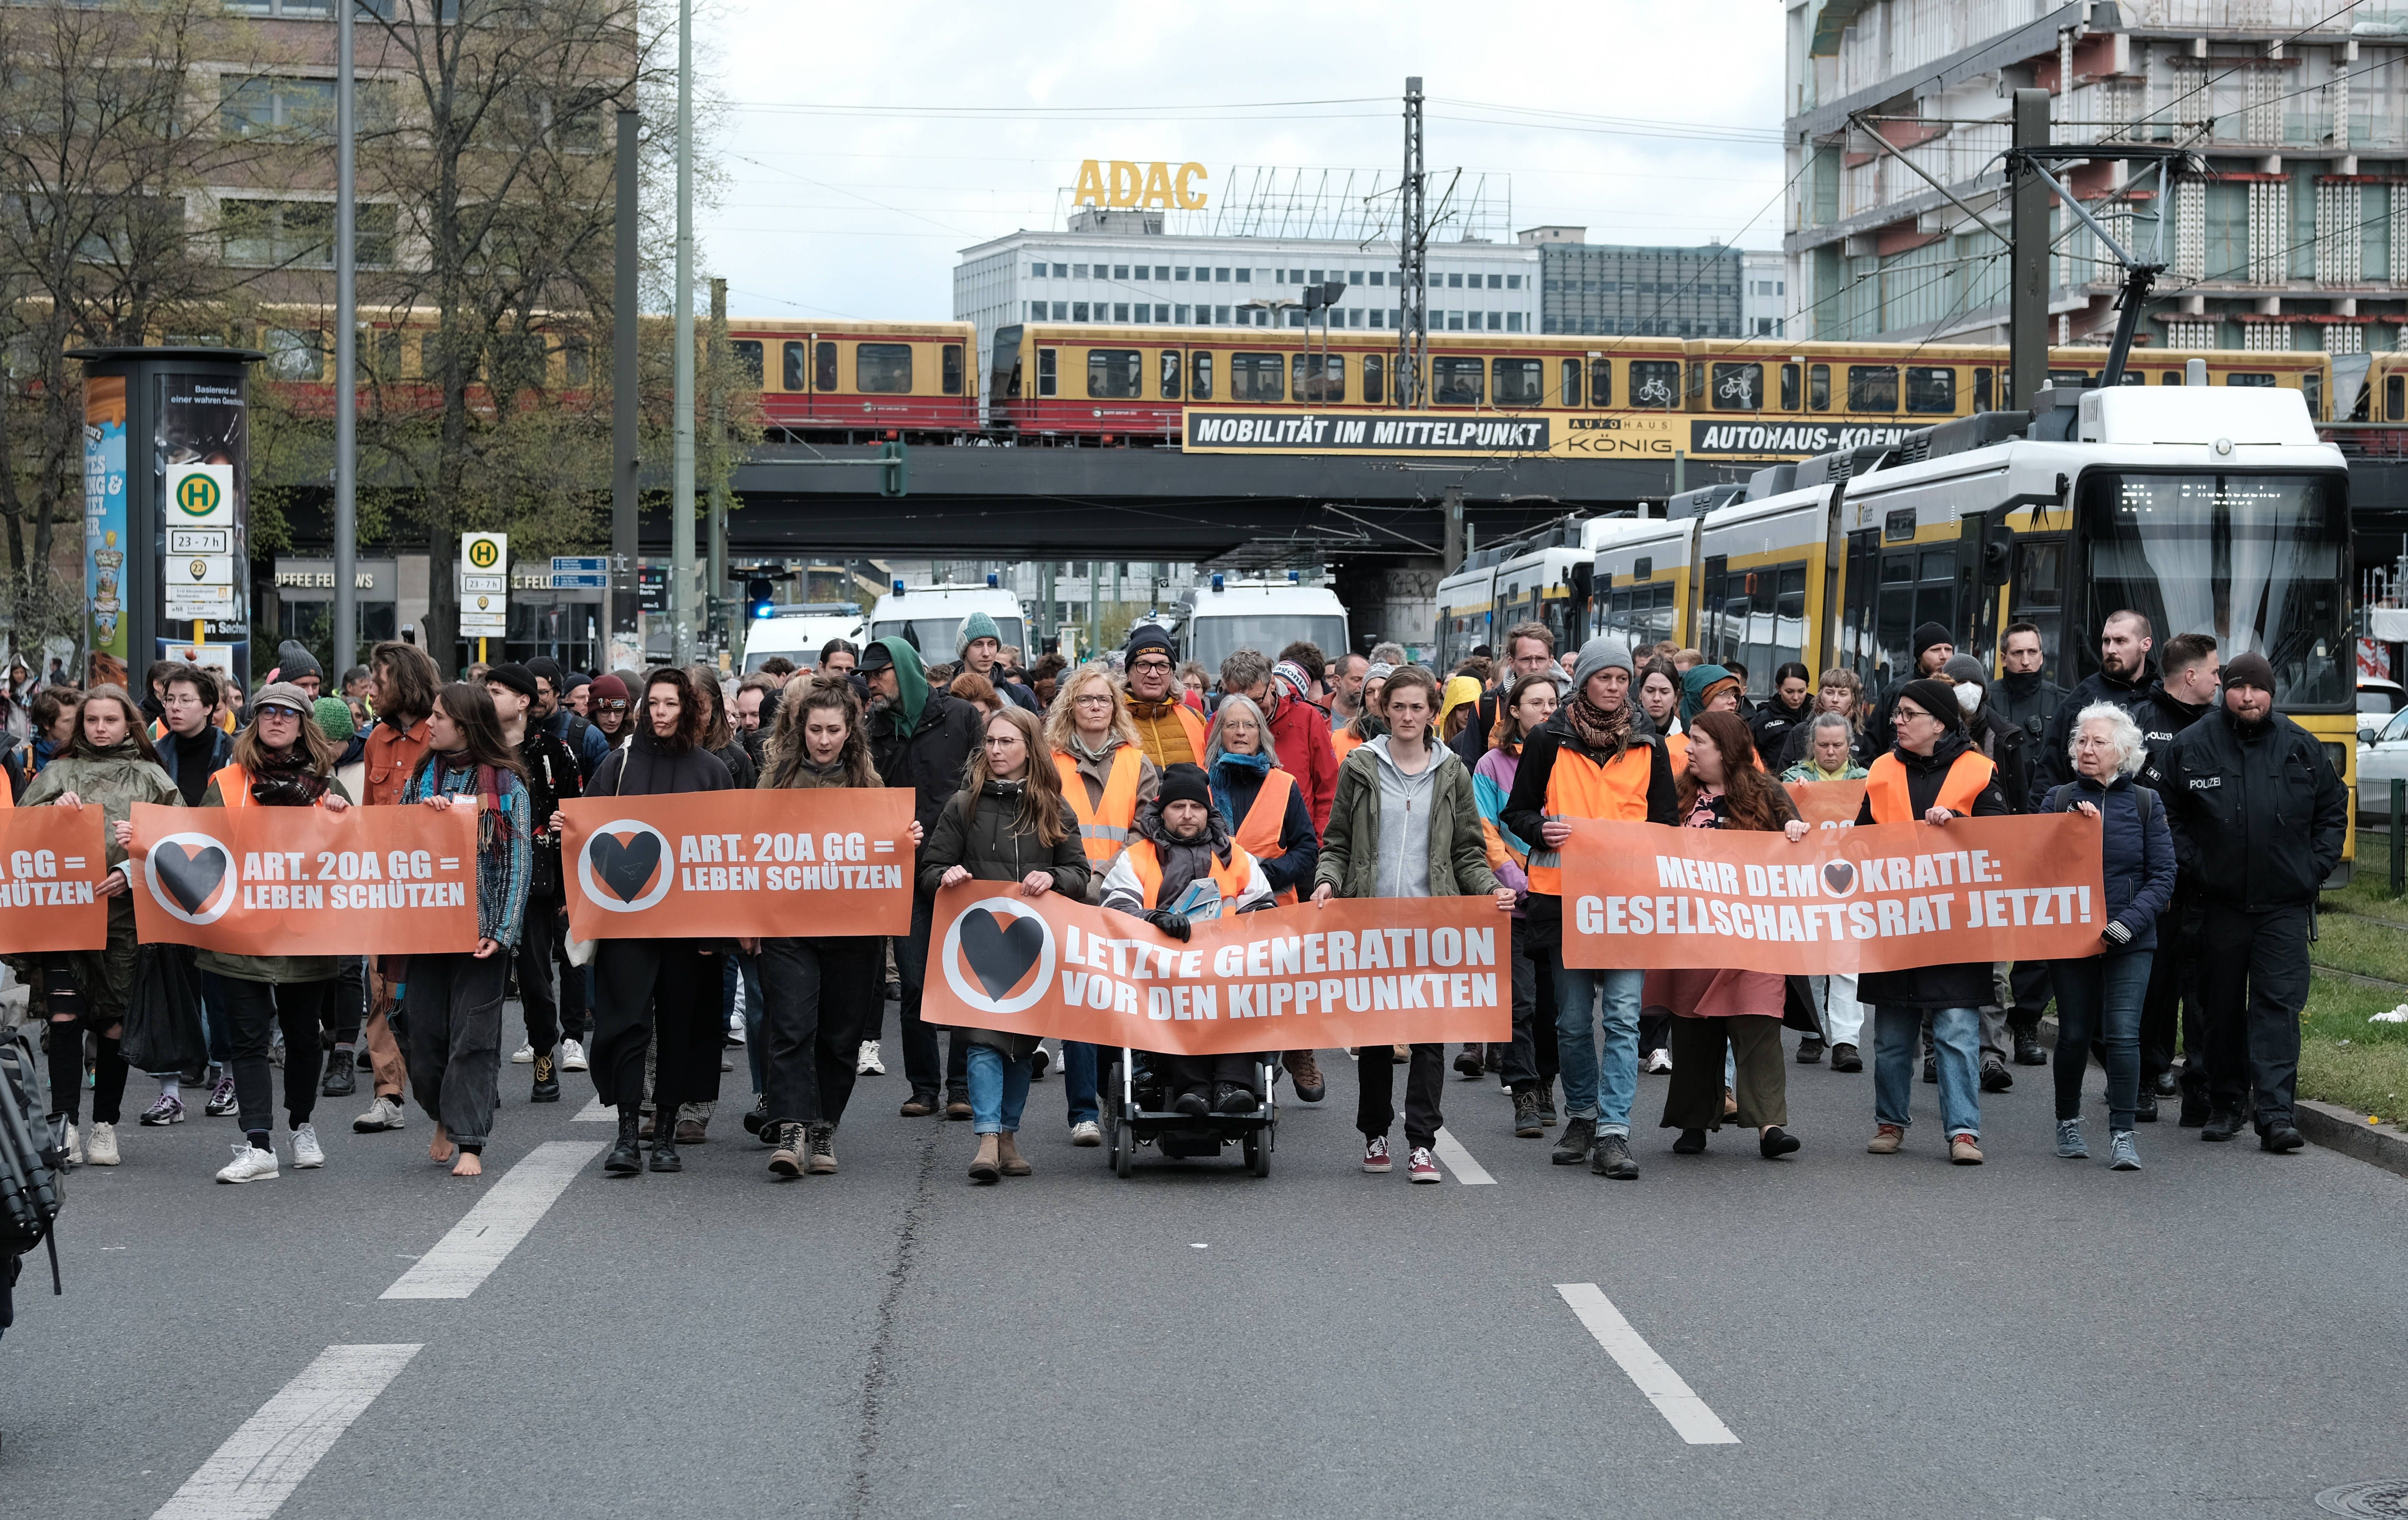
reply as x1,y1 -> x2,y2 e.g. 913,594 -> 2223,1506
1775,667 -> 1870,774
1044,660 -> 1158,1143
1206,691 -> 1324,1101
921,705 -> 1089,1182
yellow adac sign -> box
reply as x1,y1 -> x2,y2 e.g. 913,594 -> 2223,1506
1073,160 -> 1208,211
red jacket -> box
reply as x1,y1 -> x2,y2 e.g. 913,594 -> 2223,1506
1268,694 -> 1337,836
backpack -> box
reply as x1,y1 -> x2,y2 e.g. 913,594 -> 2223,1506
0,1026 -> 65,1297
2044,779 -> 2159,833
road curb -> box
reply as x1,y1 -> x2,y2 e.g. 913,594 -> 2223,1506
2035,1016 -> 2408,1181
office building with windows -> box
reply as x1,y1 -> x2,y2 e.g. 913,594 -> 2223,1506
1743,250 -> 1787,336
1784,0 -> 2408,355
954,217 -> 1539,378
1519,227 -> 1753,338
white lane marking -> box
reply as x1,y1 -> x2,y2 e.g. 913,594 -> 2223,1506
153,1343 -> 422,1519
379,1141 -> 606,1300
1554,1283 -> 1739,1445
572,1096 -> 611,1121
1432,1127 -> 1495,1185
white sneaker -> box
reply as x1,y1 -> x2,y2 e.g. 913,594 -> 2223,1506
1070,1119 -> 1101,1147
560,1038 -> 589,1072
85,1120 -> 120,1166
1031,1042 -> 1052,1079
290,1123 -> 325,1169
215,1142 -> 279,1183
353,1096 -> 406,1132
855,1040 -> 884,1076
509,1042 -> 535,1065
62,1120 -> 82,1167
727,1012 -> 746,1044
1645,1048 -> 1674,1074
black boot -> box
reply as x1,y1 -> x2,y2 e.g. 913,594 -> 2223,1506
320,1047 -> 356,1098
2199,1104 -> 2247,1142
649,1121 -> 683,1172
604,1110 -> 643,1175
529,1050 -> 561,1104
2011,1027 -> 2048,1066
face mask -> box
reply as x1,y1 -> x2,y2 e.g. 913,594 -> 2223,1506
1954,682 -> 1982,715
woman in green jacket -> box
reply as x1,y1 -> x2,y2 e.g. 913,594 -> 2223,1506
18,685 -> 181,1168
1311,665 -> 1513,1184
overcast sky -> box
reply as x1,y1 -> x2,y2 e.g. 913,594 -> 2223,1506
690,0 -> 1786,322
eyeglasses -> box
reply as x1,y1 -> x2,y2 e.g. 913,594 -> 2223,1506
1131,659 -> 1172,673
981,735 -> 1020,748
597,700 -> 628,712
1073,694 -> 1114,707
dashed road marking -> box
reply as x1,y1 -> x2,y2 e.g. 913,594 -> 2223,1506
1555,1282 -> 1739,1445
380,1141 -> 605,1300
1432,1126 -> 1495,1184
153,1343 -> 422,1519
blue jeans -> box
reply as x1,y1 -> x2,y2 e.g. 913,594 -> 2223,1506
1874,1004 -> 1980,1138
1062,1041 -> 1102,1126
2051,951 -> 2153,1131
965,1044 -> 1033,1135
1551,961 -> 1643,1135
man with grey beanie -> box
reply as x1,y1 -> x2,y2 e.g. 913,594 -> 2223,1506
1501,634 -> 1678,1180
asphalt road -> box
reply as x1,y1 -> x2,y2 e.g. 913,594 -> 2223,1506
5,1007 -> 2405,1520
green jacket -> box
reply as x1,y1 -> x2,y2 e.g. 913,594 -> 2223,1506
194,771 -> 355,985
17,744 -> 182,1020
1313,740 -> 1499,901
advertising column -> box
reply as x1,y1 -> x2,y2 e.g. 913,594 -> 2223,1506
154,369 -> 252,691
83,375 -> 130,688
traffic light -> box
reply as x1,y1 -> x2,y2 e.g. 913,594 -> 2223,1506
879,439 -> 908,498
745,576 -> 775,621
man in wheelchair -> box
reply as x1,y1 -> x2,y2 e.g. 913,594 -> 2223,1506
1098,763 -> 1277,1116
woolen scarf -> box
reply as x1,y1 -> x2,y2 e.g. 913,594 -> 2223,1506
1563,692 -> 1634,757
248,746 -> 329,807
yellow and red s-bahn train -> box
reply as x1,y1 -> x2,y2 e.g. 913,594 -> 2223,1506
722,318 -> 980,440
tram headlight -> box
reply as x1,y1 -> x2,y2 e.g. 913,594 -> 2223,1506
2325,741 -> 2349,779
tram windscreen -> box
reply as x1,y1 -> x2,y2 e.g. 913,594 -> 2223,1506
2079,471 -> 2348,709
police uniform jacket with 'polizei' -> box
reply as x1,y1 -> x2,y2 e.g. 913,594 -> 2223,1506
1498,704 -> 1678,950
2158,704 -> 2346,912
1849,732 -> 2010,1011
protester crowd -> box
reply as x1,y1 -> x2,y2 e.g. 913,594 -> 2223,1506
2,601 -> 2345,1189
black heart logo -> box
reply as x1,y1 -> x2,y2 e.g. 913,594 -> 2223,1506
1822,860 -> 1856,896
588,830 -> 662,904
157,841 -> 229,914
959,907 -> 1046,1002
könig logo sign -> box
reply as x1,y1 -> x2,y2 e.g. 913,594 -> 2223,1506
1072,160 -> 1208,210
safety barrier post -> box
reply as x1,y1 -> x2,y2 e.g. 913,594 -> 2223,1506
2392,780 -> 2405,898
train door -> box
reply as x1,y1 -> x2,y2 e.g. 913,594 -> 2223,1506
2004,534 -> 2069,684
1839,514 -> 1958,692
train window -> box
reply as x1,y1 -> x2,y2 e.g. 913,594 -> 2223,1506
1432,356 -> 1484,406
1848,365 -> 1899,411
2304,370 -> 2323,417
858,343 -> 913,394
1189,351 -> 1213,400
1086,348 -> 1141,399
2227,372 -> 2276,387
942,343 -> 963,396
1561,358 -> 1581,407
1160,350 -> 1180,401
1492,357 -> 1543,406
2047,369 -> 2091,386
1036,348 -> 1057,397
1629,360 -> 1679,409
2161,370 -> 2182,383
1808,363 -> 1830,411
1588,358 -> 1612,407
1904,365 -> 1955,414
1974,368 -> 1993,412
782,340 -> 806,392
729,340 -> 763,386
1779,363 -> 1799,411
1295,353 -> 1345,402
1710,362 -> 1762,410
1362,353 -> 1384,404
1229,352 -> 1284,402
813,341 -> 837,392
2119,370 -> 2148,386
2388,373 -> 2404,422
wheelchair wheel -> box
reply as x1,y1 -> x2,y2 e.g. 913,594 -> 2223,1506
1113,1109 -> 1135,1178
1244,1130 -> 1269,1178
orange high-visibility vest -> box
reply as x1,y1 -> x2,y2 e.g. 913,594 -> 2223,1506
209,762 -> 255,807
1526,740 -> 1657,897
1865,749 -> 1995,824
1054,747 -> 1144,867
1229,765 -> 1299,905
1124,836 -> 1255,911
1663,731 -> 1688,774
1332,727 -> 1364,765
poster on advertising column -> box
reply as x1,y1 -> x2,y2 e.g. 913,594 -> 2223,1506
558,789 -> 917,941
82,373 -> 129,689
1557,814 -> 2106,976
919,884 -> 1511,1055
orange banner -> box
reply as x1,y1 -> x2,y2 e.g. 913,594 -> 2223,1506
560,789 -> 916,940
919,883 -> 1511,1055
128,802 -> 479,955
0,806 -> 111,952
1559,813 -> 2106,975
1784,779 -> 1866,830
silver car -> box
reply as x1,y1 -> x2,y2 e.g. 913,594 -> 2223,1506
2359,704 -> 2408,817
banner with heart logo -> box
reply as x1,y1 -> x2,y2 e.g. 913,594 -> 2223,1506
0,805 -> 111,952
1783,779 -> 1867,830
1558,812 -> 2107,975
559,788 -> 916,941
127,802 -> 479,955
919,882 -> 1511,1055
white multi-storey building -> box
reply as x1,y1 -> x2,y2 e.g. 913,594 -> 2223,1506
1743,249 -> 1787,336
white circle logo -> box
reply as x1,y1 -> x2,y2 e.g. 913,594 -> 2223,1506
577,819 -> 673,913
145,830 -> 240,925
939,895 -> 1056,1015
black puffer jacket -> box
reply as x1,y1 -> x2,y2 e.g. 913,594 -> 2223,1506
589,724 -> 733,797
917,777 -> 1089,1059
1995,669 -> 2069,745
2132,682 -> 2211,797
1747,693 -> 1813,770
2160,705 -> 2347,911
1850,732 -> 2011,1010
